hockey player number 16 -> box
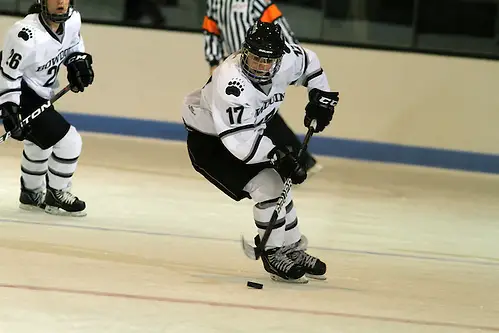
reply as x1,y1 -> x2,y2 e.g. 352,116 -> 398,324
6,49 -> 22,70
226,106 -> 245,125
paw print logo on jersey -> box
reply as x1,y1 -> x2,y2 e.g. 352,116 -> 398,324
18,27 -> 33,41
225,79 -> 245,97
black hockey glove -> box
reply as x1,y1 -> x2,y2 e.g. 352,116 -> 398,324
64,52 -> 94,93
268,146 -> 307,185
0,102 -> 26,141
304,88 -> 339,133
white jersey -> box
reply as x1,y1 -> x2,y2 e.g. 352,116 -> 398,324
0,12 -> 85,108
182,42 -> 330,164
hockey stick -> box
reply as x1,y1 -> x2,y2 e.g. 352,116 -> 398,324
241,119 -> 317,260
0,84 -> 72,144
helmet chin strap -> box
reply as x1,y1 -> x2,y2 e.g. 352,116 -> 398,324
39,0 -> 74,23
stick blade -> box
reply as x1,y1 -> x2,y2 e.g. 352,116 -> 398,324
241,235 -> 259,260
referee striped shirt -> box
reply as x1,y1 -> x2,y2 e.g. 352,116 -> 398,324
202,0 -> 298,67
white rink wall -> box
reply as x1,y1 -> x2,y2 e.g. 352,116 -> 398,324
0,15 -> 498,173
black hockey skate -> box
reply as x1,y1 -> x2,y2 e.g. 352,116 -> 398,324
284,236 -> 327,280
44,186 -> 86,217
19,178 -> 46,211
254,235 -> 308,283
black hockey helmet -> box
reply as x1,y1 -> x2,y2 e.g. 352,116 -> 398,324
35,0 -> 75,23
241,21 -> 285,83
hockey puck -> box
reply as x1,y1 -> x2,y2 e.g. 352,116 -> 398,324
247,281 -> 263,289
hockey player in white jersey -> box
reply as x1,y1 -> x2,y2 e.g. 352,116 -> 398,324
182,21 -> 339,282
0,0 -> 94,216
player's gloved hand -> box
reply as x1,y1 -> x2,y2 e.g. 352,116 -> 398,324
268,146 -> 307,184
304,88 -> 339,133
64,52 -> 94,93
0,102 -> 26,141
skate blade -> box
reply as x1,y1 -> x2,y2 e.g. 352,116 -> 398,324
306,273 -> 327,281
19,203 -> 46,212
270,274 -> 309,284
45,205 -> 87,217
307,163 -> 323,177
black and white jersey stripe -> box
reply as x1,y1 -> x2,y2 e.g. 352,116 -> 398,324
203,0 -> 299,66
